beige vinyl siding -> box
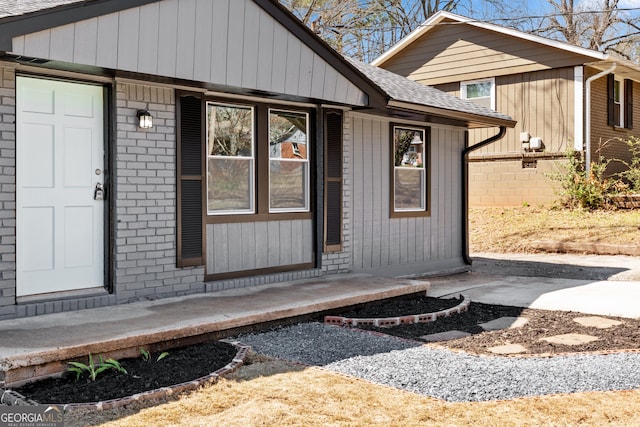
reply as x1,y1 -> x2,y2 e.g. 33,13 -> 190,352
348,113 -> 465,275
435,67 -> 576,156
11,0 -> 366,106
383,19 -> 592,86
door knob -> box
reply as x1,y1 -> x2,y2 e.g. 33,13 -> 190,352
94,183 -> 105,201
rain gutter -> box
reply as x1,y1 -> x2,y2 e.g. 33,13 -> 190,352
585,62 -> 616,174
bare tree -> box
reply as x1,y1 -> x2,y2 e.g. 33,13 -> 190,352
536,0 -> 640,59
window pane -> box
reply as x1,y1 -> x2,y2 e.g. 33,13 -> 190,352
393,127 -> 426,212
614,80 -> 621,102
269,109 -> 310,212
395,168 -> 425,210
208,104 -> 253,157
394,129 -> 424,167
207,158 -> 253,212
269,110 -> 308,159
466,81 -> 492,98
270,160 -> 307,210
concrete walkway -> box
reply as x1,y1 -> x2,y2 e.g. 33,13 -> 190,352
0,274 -> 429,385
1,253 -> 639,386
430,253 -> 640,319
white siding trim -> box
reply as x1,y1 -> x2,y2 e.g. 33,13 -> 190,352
574,65 -> 584,150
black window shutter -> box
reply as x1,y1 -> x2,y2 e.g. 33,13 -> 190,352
625,79 -> 633,129
607,74 -> 615,126
177,94 -> 204,267
324,111 -> 343,250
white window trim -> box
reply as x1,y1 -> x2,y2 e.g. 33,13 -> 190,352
614,76 -> 624,128
460,77 -> 496,110
268,108 -> 311,213
206,102 -> 256,215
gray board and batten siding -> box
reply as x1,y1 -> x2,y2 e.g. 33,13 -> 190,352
349,114 -> 465,276
206,220 -> 314,276
9,0 -> 367,106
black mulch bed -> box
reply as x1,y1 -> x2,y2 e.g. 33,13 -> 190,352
13,293 -> 640,406
15,340 -> 237,404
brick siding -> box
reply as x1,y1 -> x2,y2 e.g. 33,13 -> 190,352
0,65 -> 16,319
321,113 -> 352,274
113,82 -> 204,303
469,159 -> 564,207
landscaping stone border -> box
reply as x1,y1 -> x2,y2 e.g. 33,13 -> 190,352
0,341 -> 250,411
324,295 -> 471,327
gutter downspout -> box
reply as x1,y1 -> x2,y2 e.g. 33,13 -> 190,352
462,126 -> 507,265
585,62 -> 616,174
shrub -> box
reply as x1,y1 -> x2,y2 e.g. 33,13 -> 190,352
616,136 -> 640,192
548,149 -> 616,210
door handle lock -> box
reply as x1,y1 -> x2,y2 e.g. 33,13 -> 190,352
94,182 -> 105,201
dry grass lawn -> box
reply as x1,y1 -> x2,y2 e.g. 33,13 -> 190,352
71,208 -> 640,427
85,356 -> 640,427
470,207 -> 640,253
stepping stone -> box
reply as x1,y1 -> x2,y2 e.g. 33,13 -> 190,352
420,330 -> 471,342
488,343 -> 528,354
541,333 -> 599,346
479,316 -> 529,331
573,316 -> 623,329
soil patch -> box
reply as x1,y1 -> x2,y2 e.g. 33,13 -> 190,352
332,294 -> 640,355
15,340 -> 237,404
11,294 -> 640,407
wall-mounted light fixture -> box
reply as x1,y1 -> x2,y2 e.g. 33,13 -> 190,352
137,110 -> 153,129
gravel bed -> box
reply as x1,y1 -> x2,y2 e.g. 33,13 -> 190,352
237,322 -> 640,402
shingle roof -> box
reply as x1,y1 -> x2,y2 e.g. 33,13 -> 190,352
0,0 -> 82,18
346,57 -> 515,126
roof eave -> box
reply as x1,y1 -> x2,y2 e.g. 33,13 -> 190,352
388,100 -> 517,129
372,10 -> 607,67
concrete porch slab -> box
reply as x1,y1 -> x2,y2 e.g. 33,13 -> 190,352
0,274 -> 429,386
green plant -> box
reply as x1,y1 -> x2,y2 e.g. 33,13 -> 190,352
140,347 -> 169,362
547,149 -> 616,210
67,354 -> 127,381
615,136 -> 640,192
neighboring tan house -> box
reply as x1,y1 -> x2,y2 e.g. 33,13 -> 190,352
0,0 -> 513,320
373,11 -> 640,206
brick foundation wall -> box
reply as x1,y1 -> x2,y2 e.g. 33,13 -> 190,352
469,159 -> 565,207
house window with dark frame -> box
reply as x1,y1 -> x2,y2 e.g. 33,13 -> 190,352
391,125 -> 429,217
268,109 -> 310,212
608,75 -> 633,129
206,102 -> 255,215
204,99 -> 314,220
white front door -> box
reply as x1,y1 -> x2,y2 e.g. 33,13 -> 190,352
16,76 -> 105,297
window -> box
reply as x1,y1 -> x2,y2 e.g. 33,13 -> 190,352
269,109 -> 310,212
614,78 -> 623,127
206,103 -> 255,214
461,78 -> 495,110
607,75 -> 633,129
391,125 -> 429,216
204,100 -> 313,219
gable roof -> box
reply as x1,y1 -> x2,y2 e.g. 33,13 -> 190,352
372,10 -> 606,67
347,58 -> 515,128
0,1 -> 514,128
